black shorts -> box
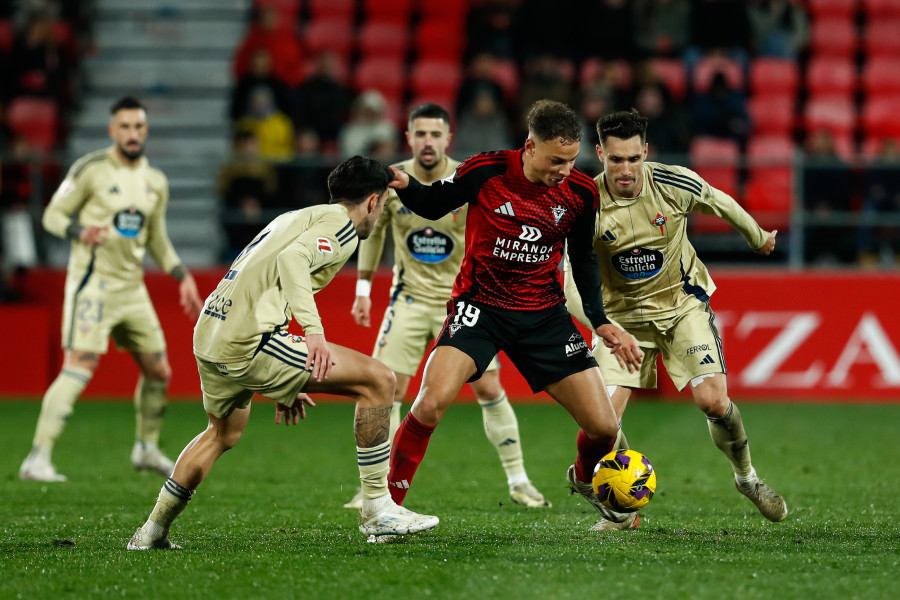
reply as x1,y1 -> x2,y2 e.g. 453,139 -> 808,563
435,296 -> 598,393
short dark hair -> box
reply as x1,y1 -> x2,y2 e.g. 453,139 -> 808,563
527,100 -> 582,144
408,103 -> 451,130
110,96 -> 146,115
596,110 -> 648,145
327,156 -> 393,206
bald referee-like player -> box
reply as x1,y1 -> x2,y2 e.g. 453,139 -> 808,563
19,96 -> 203,482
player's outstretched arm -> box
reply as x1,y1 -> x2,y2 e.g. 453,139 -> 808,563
595,324 -> 643,374
351,269 -> 375,327
275,393 -> 316,425
754,229 -> 777,256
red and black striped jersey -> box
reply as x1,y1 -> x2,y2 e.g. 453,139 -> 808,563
396,148 -> 608,325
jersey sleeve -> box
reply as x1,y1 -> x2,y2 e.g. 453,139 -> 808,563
672,165 -> 768,250
277,230 -> 346,336
562,246 -> 593,330
42,162 -> 93,238
565,187 -> 609,329
395,160 -> 476,219
356,193 -> 394,273
145,174 -> 183,274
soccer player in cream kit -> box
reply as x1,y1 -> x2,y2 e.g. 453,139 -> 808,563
19,96 -> 203,482
566,110 -> 787,528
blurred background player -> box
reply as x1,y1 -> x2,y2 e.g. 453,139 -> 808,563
347,104 -> 549,509
128,156 -> 438,549
565,110 -> 786,529
385,100 -> 643,527
19,96 -> 204,482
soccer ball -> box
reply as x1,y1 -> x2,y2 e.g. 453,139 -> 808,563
592,449 -> 657,513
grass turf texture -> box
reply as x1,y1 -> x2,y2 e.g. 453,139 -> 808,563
1,400 -> 898,600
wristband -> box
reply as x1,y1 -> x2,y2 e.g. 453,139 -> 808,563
355,279 -> 372,298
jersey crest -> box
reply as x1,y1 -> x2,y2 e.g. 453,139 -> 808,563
551,205 -> 567,224
652,213 -> 668,234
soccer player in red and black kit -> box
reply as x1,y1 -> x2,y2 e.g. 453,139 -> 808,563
386,99 -> 644,530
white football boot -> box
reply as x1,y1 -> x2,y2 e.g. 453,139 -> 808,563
127,521 -> 182,550
358,494 -> 439,537
567,465 -> 638,530
131,442 -> 175,478
19,449 -> 67,482
509,481 -> 552,507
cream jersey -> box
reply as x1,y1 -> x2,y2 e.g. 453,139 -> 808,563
43,147 -> 181,292
357,157 -> 464,306
194,204 -> 358,363
568,162 -> 767,326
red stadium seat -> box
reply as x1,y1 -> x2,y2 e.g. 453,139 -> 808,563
743,179 -> 792,230
803,96 -> 857,137
304,18 -> 355,60
357,20 -> 408,59
862,58 -> 900,97
414,18 -> 465,61
689,136 -> 741,234
809,18 -> 857,58
580,58 -> 632,92
408,59 -> 463,98
0,19 -> 13,54
8,97 -> 59,152
862,0 -> 900,18
363,0 -> 413,23
861,135 -> 900,157
420,0 -> 470,24
748,95 -> 795,136
354,57 -> 407,99
805,57 -> 856,97
648,58 -> 687,100
861,96 -> 900,139
749,58 -> 799,98
806,0 -> 857,20
862,19 -> 900,58
308,0 -> 355,21
693,56 -> 743,93
255,0 -> 301,22
747,135 -> 795,203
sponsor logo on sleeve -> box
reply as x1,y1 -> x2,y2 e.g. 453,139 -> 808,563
317,237 -> 333,254
57,178 -> 76,197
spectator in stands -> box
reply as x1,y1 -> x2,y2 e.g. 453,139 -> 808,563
218,129 -> 278,260
747,0 -> 809,59
516,54 -> 574,139
632,80 -> 691,157
232,4 -> 303,87
575,83 -> 615,171
456,53 -> 508,123
454,88 -> 513,160
234,86 -> 294,160
802,129 -> 855,264
338,90 -> 398,159
296,52 -> 353,151
7,7 -> 72,104
465,0 -> 517,62
229,48 -> 294,123
633,0 -> 691,59
858,139 -> 900,267
692,72 -> 751,148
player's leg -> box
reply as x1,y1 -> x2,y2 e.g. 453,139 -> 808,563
20,349 -> 99,481
470,367 -> 550,507
665,301 -> 786,522
128,403 -> 253,550
303,342 -> 438,536
131,351 -> 175,476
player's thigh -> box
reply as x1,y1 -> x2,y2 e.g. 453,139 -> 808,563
196,357 -> 256,420
61,279 -> 114,354
659,301 -> 725,391
593,321 -> 659,390
372,298 -> 440,376
502,304 -> 598,393
432,298 -> 501,384
544,367 -> 618,440
110,285 -> 166,354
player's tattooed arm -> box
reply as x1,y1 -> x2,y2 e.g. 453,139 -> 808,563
354,406 -> 391,447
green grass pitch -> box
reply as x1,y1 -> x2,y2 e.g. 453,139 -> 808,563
1,399 -> 898,599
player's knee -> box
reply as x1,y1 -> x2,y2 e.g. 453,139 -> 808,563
365,361 -> 396,407
583,419 -> 619,443
696,392 -> 729,418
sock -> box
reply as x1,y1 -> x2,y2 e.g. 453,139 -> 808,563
707,400 -> 753,477
388,412 -> 435,505
574,428 -> 615,483
388,401 -> 402,442
32,367 -> 92,452
135,376 -> 168,445
358,440 -> 391,499
147,477 -> 194,531
477,392 -> 528,485
614,426 -> 630,451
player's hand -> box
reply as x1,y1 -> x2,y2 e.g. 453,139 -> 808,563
80,225 -> 109,246
352,295 -> 372,327
755,229 -> 777,255
596,324 -> 643,373
305,333 -> 334,382
179,274 -> 203,320
275,393 -> 316,425
388,166 -> 410,190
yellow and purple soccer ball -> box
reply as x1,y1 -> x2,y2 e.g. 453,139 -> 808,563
592,449 -> 657,513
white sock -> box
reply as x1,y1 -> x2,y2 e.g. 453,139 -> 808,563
735,467 -> 758,487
